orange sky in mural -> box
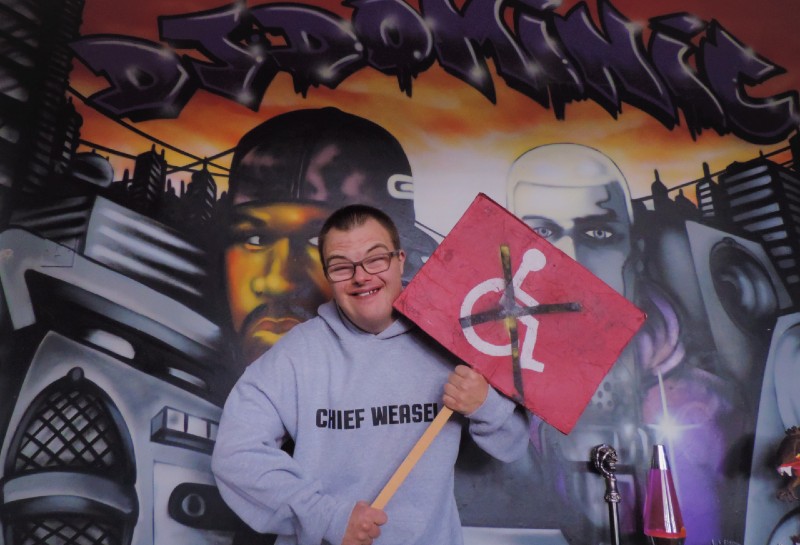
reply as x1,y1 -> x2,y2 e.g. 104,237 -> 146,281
73,0 -> 800,231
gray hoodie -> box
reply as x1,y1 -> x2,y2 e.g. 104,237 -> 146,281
212,301 -> 529,545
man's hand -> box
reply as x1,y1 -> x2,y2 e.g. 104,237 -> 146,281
443,364 -> 488,415
342,501 -> 387,545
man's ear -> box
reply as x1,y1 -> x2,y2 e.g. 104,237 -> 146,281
398,249 -> 407,273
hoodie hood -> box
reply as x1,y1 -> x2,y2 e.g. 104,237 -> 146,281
317,300 -> 414,340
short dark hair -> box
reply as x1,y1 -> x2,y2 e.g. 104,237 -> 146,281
318,204 -> 401,265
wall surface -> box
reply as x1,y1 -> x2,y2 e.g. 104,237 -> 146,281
1,0 -> 800,544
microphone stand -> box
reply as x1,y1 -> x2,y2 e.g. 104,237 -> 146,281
593,444 -> 621,545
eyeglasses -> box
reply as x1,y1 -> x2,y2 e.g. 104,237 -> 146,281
325,250 -> 401,282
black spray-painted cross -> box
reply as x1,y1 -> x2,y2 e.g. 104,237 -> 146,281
458,244 -> 582,403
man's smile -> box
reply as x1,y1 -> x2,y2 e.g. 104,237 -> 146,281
354,288 -> 380,297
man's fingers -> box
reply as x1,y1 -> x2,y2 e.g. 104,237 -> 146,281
447,372 -> 467,391
445,365 -> 488,415
344,502 -> 386,545
448,366 -> 483,392
450,365 -> 481,384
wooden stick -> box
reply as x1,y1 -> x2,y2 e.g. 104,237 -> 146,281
371,406 -> 454,509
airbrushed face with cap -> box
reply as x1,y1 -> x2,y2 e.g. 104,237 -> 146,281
224,108 -> 425,363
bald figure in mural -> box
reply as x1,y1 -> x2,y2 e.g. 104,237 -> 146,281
507,143 -> 634,295
223,107 -> 436,364
504,144 -> 730,545
505,143 -> 644,544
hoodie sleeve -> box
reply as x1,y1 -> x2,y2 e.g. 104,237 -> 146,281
465,387 -> 530,462
211,348 -> 353,545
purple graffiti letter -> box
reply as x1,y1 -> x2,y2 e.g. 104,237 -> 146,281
159,4 -> 278,111
701,21 -> 799,144
420,0 -> 545,104
348,0 -> 434,96
70,36 -> 195,121
553,0 -> 675,127
251,5 -> 365,95
648,14 -> 725,139
515,3 -> 584,119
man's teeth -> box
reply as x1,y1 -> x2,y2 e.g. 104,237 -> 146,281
779,466 -> 794,476
357,289 -> 378,297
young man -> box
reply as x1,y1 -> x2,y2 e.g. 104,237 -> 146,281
212,204 -> 528,545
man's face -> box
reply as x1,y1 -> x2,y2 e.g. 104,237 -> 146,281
225,202 -> 332,362
322,218 -> 406,334
511,182 -> 632,294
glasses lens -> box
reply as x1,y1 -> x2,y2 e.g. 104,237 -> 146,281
362,253 -> 392,274
327,263 -> 354,281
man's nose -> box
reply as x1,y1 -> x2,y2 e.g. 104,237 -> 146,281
352,261 -> 374,283
553,236 -> 577,260
250,238 -> 295,295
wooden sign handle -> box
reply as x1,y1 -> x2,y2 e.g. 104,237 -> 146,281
371,406 -> 454,509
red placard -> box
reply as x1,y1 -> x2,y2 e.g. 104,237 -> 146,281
394,193 -> 646,434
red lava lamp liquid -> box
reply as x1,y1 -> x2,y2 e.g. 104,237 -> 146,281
643,444 -> 686,545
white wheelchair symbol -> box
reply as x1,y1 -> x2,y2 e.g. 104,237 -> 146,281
459,248 -> 548,373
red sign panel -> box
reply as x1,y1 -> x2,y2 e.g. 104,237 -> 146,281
394,193 -> 646,434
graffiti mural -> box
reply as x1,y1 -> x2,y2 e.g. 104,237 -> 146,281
1,0 -> 800,544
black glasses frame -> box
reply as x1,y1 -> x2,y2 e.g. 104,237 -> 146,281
325,250 -> 401,282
